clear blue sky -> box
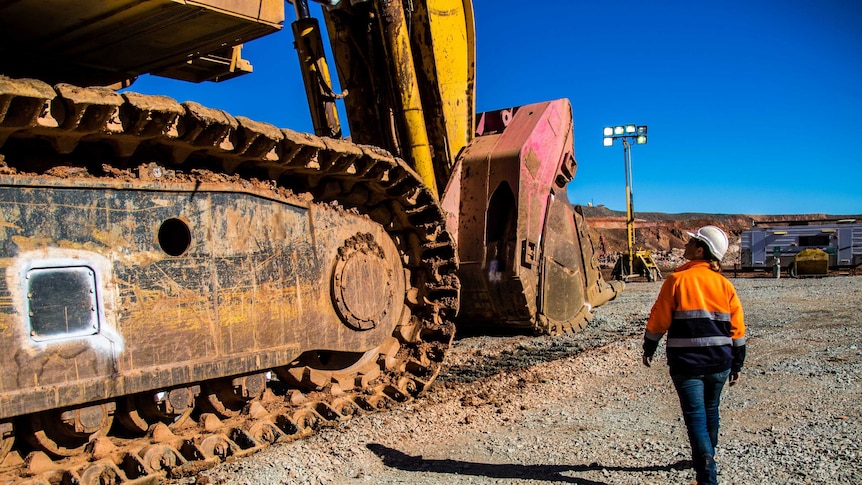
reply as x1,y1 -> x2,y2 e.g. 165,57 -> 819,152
127,0 -> 861,216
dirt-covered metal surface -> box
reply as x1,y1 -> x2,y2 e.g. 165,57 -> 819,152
0,76 -> 459,484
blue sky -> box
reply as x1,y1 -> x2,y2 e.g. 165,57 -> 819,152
126,0 -> 861,216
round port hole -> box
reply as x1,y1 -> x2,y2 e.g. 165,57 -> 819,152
158,218 -> 192,256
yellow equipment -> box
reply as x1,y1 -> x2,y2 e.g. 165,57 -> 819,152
792,248 -> 829,276
0,1 -> 622,481
613,249 -> 663,282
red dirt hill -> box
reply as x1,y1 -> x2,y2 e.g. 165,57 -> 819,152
579,204 -> 861,271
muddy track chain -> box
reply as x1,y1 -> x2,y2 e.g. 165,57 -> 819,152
0,76 -> 459,484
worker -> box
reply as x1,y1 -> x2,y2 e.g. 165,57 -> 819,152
641,225 -> 746,485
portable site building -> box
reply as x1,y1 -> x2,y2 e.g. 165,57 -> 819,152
740,220 -> 862,270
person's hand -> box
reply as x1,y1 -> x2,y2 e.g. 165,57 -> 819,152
729,371 -> 741,386
642,354 -> 653,367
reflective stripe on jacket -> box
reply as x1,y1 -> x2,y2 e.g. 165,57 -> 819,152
645,260 -> 745,375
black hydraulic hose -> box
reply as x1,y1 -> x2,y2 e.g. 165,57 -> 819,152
293,0 -> 311,19
293,0 -> 342,19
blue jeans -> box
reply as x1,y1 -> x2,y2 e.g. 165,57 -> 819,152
671,369 -> 730,485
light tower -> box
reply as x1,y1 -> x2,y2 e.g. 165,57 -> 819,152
603,124 -> 647,279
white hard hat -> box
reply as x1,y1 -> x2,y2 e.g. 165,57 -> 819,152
686,225 -> 729,261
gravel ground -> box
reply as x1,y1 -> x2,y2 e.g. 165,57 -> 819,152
180,275 -> 862,485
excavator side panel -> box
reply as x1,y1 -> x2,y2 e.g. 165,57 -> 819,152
0,175 -> 405,419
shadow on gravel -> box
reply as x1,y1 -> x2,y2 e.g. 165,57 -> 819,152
439,326 -> 642,386
367,443 -> 690,484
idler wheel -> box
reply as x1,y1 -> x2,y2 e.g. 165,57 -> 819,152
116,386 -> 199,434
197,373 -> 267,419
24,403 -> 115,457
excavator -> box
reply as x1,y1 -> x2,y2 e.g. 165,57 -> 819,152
0,1 -> 622,482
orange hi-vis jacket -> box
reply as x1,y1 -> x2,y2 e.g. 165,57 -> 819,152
644,260 -> 746,375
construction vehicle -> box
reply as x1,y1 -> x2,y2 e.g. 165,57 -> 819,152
0,1 -> 622,482
791,248 -> 829,277
602,131 -> 660,282
612,249 -> 663,282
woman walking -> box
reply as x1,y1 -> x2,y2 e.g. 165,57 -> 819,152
642,225 -> 746,485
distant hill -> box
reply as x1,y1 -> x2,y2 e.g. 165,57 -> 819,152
577,204 -> 861,268
579,204 -> 857,224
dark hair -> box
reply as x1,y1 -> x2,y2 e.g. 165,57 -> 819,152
693,238 -> 722,271
694,239 -> 720,262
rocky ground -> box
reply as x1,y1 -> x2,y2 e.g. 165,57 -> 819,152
179,275 -> 862,485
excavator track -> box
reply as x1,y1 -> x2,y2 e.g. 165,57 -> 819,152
0,76 -> 458,484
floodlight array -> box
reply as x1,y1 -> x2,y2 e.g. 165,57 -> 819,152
603,124 -> 648,145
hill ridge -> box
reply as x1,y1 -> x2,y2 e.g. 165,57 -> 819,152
578,204 -> 860,265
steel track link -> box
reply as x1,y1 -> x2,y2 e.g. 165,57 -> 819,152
0,76 -> 459,484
